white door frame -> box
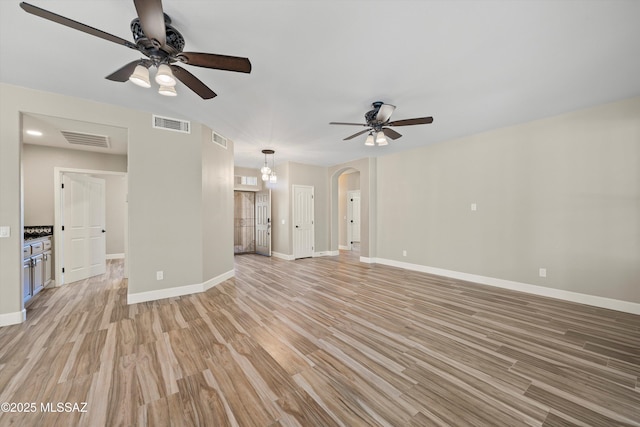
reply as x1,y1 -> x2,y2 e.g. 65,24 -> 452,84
54,167 -> 128,286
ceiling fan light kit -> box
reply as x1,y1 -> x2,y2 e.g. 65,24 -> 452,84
20,0 -> 252,100
330,101 -> 434,146
364,132 -> 375,146
129,63 -> 151,88
158,85 -> 177,97
155,63 -> 176,86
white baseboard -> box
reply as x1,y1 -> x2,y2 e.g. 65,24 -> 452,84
203,270 -> 235,292
314,251 -> 339,257
106,253 -> 125,260
359,256 -> 375,264
0,309 -> 26,327
272,252 -> 294,260
127,269 -> 234,305
374,258 -> 640,315
339,245 -> 350,250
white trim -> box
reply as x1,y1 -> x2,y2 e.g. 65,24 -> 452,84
106,253 -> 125,260
203,270 -> 235,292
0,309 -> 26,327
127,269 -> 234,304
313,251 -> 338,257
339,245 -> 350,250
272,252 -> 294,261
374,258 -> 640,315
359,256 -> 375,264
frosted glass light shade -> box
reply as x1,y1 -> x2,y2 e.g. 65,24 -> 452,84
155,64 -> 177,86
364,133 -> 375,146
158,85 -> 177,96
129,65 -> 151,88
376,131 -> 388,146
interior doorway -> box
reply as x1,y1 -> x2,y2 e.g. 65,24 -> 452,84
337,170 -> 361,251
347,190 -> 361,250
234,191 -> 256,254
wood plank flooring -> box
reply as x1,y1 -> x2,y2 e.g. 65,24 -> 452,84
0,251 -> 638,426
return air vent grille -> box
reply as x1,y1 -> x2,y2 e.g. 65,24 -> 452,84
152,115 -> 190,134
60,130 -> 110,149
212,131 -> 228,148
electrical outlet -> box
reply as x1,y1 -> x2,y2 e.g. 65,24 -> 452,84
539,268 -> 547,278
402,250 -> 407,257
156,271 -> 164,280
471,203 -> 477,211
0,226 -> 10,238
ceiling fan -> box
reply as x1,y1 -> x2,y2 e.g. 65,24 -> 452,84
19,1 -> 252,99
330,102 -> 433,145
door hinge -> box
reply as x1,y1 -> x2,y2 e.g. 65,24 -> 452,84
61,183 -> 64,189
62,267 -> 65,273
351,198 -> 353,201
61,225 -> 64,231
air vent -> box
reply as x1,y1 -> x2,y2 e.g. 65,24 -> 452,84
152,115 -> 190,134
60,130 -> 110,149
212,131 -> 228,148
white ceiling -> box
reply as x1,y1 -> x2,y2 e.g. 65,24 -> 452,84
2,1 -> 639,168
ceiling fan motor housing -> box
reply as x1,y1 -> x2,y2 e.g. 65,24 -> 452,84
365,101 -> 385,125
130,16 -> 185,57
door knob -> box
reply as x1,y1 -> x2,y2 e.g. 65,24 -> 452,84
295,225 -> 299,228
102,229 -> 106,233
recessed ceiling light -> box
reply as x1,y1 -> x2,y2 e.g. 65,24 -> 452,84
26,130 -> 43,136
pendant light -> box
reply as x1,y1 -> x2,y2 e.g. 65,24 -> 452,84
260,149 -> 276,182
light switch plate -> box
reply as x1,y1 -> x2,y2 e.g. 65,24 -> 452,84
0,226 -> 10,238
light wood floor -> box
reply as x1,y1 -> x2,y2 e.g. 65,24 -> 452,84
1,251 -> 638,426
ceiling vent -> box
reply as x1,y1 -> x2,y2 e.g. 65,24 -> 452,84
60,130 -> 110,149
152,114 -> 190,134
212,131 -> 228,149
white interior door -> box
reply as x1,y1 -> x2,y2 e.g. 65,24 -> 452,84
293,185 -> 314,259
255,190 -> 271,256
347,190 -> 361,248
62,173 -> 106,283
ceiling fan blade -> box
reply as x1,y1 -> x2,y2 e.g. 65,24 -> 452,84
343,129 -> 372,141
382,127 -> 402,140
170,65 -> 217,99
387,117 -> 434,127
105,61 -> 141,82
329,122 -> 368,126
20,2 -> 136,49
177,52 -> 252,73
376,104 -> 396,123
134,0 -> 166,47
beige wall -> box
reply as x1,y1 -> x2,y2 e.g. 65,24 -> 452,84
376,96 -> 640,303
22,144 -> 127,255
271,162 -> 290,256
202,130 -> 234,281
0,83 -> 235,323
